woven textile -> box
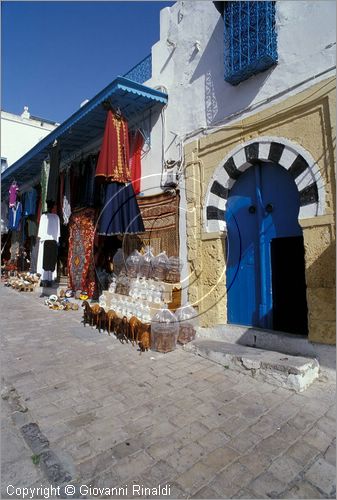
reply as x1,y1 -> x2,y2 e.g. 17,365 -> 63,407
123,191 -> 180,257
97,182 -> 145,236
40,160 -> 50,214
95,111 -> 131,183
129,130 -> 144,195
46,143 -> 60,206
68,208 -> 96,298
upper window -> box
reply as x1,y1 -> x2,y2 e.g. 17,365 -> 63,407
224,1 -> 278,85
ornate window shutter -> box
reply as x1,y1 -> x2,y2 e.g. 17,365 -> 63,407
224,1 -> 278,85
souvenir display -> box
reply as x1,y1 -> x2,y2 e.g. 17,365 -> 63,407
151,305 -> 179,353
44,295 -> 79,311
96,268 -> 111,291
175,303 -> 198,344
166,255 -> 182,283
126,249 -> 143,278
95,108 -> 145,236
37,212 -> 60,284
3,272 -> 40,292
113,249 -> 126,276
108,276 -> 117,293
115,272 -> 130,296
9,181 -> 19,208
67,208 -> 96,298
3,103 -> 182,356
128,277 -> 164,304
139,246 -> 154,279
99,295 -> 107,308
152,251 -> 169,281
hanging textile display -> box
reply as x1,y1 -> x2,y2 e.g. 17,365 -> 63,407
41,160 -> 50,214
1,201 -> 9,234
75,155 -> 97,209
97,183 -> 145,235
95,110 -> 131,182
23,188 -> 37,216
30,238 -> 39,274
27,218 -> 38,237
46,143 -> 60,206
83,155 -> 97,207
70,162 -> 80,209
37,212 -> 60,281
59,171 -> 65,218
62,170 -> 71,225
8,202 -> 23,231
124,191 -> 180,256
67,208 -> 96,298
9,181 -> 19,208
95,109 -> 144,235
37,212 -> 60,241
129,130 -> 144,195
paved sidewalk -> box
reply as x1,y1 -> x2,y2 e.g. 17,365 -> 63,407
0,286 -> 335,499
1,395 -> 46,498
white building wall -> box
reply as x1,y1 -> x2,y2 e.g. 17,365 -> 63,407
140,0 -> 336,195
1,109 -> 58,168
139,0 -> 335,304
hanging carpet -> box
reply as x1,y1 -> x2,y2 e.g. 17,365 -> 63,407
123,191 -> 180,256
68,208 -> 96,298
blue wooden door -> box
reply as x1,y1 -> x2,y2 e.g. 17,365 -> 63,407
225,162 -> 302,329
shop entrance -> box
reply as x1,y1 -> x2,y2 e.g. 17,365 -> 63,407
225,161 -> 308,335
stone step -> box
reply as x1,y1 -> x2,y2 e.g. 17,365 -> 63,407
183,339 -> 319,392
195,323 -> 336,382
195,323 -> 311,356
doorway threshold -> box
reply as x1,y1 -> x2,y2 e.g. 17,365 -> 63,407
183,339 -> 319,392
197,323 -> 309,354
194,324 -> 336,381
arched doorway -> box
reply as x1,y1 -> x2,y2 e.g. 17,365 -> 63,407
225,160 -> 308,334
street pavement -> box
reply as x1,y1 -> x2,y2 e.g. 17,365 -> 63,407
0,285 -> 335,499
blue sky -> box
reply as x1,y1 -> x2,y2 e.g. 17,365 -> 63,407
1,1 -> 173,123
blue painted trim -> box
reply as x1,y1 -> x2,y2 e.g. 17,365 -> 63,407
2,76 -> 167,185
123,54 -> 152,83
254,165 -> 271,328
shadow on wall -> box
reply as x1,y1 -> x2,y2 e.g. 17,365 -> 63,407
305,238 -> 336,345
306,237 -> 336,290
189,16 -> 277,126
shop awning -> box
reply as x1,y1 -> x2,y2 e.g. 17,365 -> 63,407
1,76 -> 168,195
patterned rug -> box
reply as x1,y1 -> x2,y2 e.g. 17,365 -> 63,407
68,208 -> 96,298
123,191 -> 180,257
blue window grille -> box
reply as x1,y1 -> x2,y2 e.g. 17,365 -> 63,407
123,54 -> 152,84
224,1 -> 278,85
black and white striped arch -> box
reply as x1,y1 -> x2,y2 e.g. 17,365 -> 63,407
204,137 -> 325,233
